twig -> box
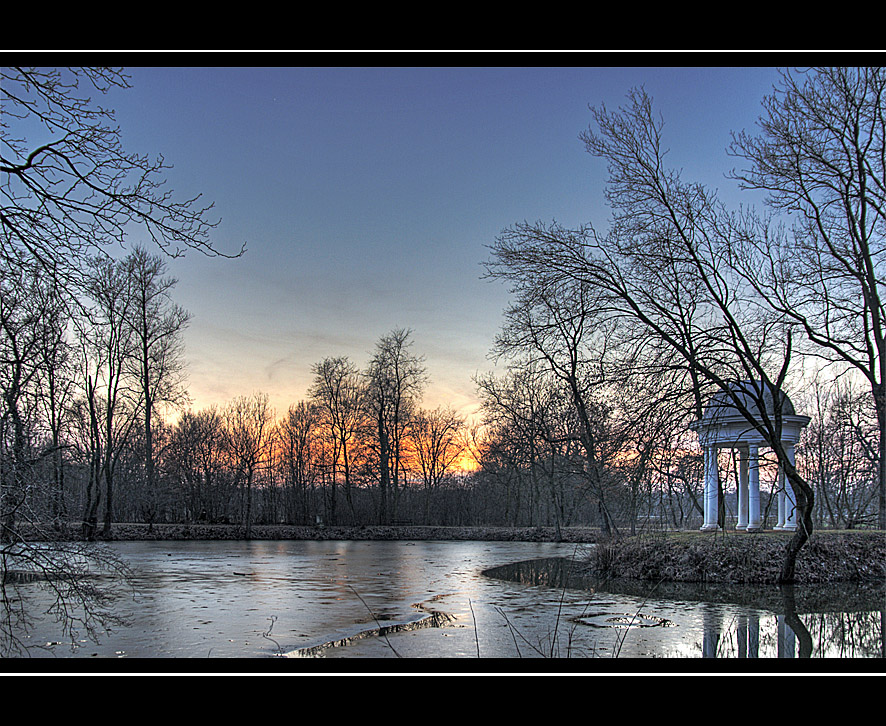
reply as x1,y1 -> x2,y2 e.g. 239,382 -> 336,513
549,546 -> 579,658
613,577 -> 665,658
469,598 -> 480,658
503,610 -> 523,658
494,606 -> 546,657
348,585 -> 401,658
263,615 -> 282,656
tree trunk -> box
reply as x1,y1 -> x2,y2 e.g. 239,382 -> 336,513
101,432 -> 115,538
83,461 -> 101,542
778,472 -> 815,583
378,418 -> 389,525
244,469 -> 253,539
878,387 -> 886,530
102,469 -> 114,538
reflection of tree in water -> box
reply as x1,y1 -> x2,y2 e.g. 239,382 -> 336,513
804,610 -> 886,659
704,588 -> 884,658
483,557 -> 885,658
780,585 -> 813,658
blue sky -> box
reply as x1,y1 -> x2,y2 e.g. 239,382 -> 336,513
104,63 -> 785,420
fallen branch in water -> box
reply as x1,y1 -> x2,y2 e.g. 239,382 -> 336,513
349,585 -> 401,658
263,615 -> 283,656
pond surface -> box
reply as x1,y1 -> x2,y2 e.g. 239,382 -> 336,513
8,539 -> 885,662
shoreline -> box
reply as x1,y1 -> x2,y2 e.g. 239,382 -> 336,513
16,523 -> 885,585
21,522 -> 601,543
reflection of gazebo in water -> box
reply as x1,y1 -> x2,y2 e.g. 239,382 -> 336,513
689,382 -> 810,532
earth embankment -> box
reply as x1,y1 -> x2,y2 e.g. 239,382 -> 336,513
29,522 -> 599,543
587,530 -> 886,584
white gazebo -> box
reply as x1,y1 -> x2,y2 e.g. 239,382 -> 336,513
689,383 -> 810,532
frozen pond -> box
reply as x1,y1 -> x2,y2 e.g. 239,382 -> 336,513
7,539 -> 884,661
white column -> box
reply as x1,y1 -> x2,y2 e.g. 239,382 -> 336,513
703,605 -> 719,658
747,445 -> 762,531
748,612 -> 760,658
700,444 -> 719,531
737,613 -> 748,658
783,442 -> 798,531
737,447 -> 749,530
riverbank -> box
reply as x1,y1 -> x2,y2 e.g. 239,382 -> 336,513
29,522 -> 600,543
18,523 -> 885,585
585,530 -> 886,584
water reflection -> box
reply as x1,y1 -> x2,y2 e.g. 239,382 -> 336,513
484,557 -> 886,659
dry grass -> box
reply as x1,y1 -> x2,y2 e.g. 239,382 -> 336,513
591,529 -> 886,584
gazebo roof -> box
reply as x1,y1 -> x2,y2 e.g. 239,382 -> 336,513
701,381 -> 796,421
690,381 -> 809,446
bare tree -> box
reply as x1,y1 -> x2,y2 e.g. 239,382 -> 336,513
583,89 -> 814,580
167,406 -> 229,523
1,65 -> 239,653
485,258 -> 637,535
1,265 -> 50,541
32,275 -> 77,527
0,266 -> 77,532
489,87 -> 818,581
475,362 -> 585,530
123,245 -> 190,517
276,401 -> 321,525
474,366 -> 544,527
0,269 -> 70,543
410,405 -> 466,524
309,358 -> 365,524
363,329 -> 426,523
78,254 -> 142,540
223,393 -> 273,538
727,67 -> 886,529
802,376 -> 879,529
1,67 -> 242,291
1,266 -> 134,653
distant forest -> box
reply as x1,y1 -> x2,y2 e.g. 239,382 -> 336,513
1,244 -> 878,539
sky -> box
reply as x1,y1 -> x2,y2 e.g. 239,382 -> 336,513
101,62 -> 786,422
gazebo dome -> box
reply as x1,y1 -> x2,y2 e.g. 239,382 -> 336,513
702,381 -> 796,421
690,381 -> 808,447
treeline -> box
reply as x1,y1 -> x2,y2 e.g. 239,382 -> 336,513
0,260 -> 625,537
476,361 -> 879,535
2,244 -> 878,540
1,246 -> 191,540
0,251 -> 482,536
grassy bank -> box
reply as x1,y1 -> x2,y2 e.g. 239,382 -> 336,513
588,530 -> 886,584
